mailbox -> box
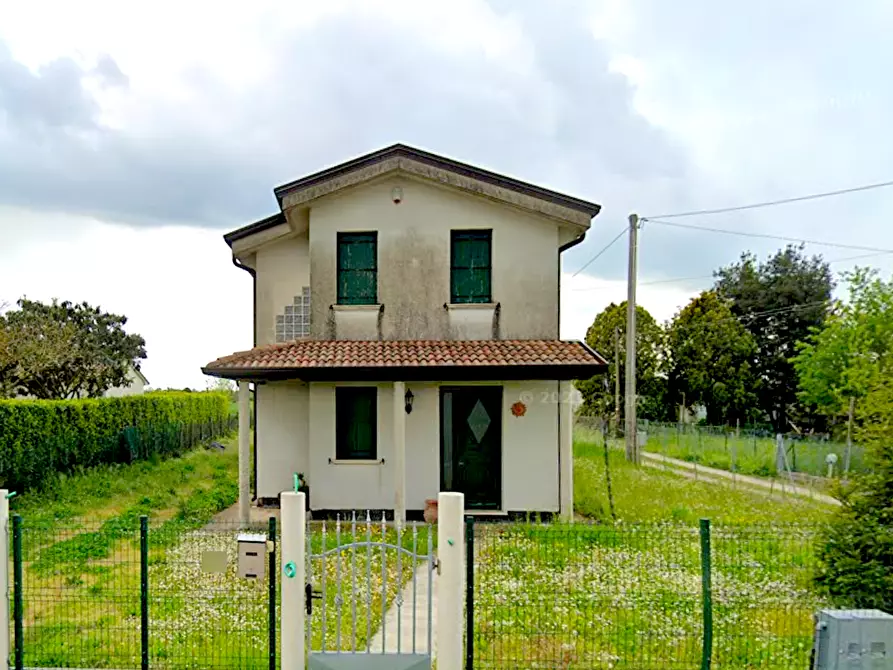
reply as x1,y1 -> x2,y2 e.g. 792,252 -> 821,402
237,532 -> 267,580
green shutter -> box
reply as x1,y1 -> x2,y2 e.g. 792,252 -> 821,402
336,388 -> 377,460
451,230 -> 491,303
338,233 -> 378,305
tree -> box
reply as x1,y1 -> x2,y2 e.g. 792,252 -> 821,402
816,353 -> 893,610
794,268 -> 893,422
0,298 -> 146,399
576,301 -> 667,423
666,291 -> 758,425
715,245 -> 833,432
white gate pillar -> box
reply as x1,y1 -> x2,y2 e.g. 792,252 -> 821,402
437,492 -> 465,670
281,491 -> 306,670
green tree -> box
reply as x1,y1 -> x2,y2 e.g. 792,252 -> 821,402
715,245 -> 833,432
0,298 -> 146,399
666,291 -> 758,425
576,301 -> 667,423
816,353 -> 893,610
794,268 -> 893,422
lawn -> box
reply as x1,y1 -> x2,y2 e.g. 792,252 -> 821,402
12,436 -> 427,669
636,422 -> 867,479
470,430 -> 832,669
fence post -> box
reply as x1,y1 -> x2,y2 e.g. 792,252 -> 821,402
0,491 -> 8,669
438,492 -> 465,670
140,515 -> 149,670
465,516 -> 474,670
268,516 -> 277,670
281,492 -> 305,670
13,514 -> 22,670
699,518 -> 713,670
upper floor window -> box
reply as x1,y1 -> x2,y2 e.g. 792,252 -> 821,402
337,232 -> 378,305
451,230 -> 492,304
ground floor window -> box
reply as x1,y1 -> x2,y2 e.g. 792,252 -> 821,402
336,387 -> 377,460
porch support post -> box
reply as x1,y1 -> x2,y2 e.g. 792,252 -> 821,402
238,380 -> 251,526
559,380 -> 574,522
393,381 -> 407,524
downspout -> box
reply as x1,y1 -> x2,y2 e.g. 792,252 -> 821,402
232,255 -> 259,500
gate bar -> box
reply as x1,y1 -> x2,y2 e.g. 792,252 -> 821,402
465,515 -> 475,670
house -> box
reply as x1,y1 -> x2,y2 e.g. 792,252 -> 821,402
103,365 -> 150,398
203,144 -> 607,522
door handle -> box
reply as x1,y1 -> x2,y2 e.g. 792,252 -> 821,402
305,582 -> 322,615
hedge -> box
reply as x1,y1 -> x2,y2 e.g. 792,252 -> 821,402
0,391 -> 235,492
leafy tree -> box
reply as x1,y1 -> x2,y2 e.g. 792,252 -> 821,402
576,301 -> 667,423
816,354 -> 893,609
794,268 -> 893,422
715,245 -> 833,432
666,291 -> 758,425
0,298 -> 146,399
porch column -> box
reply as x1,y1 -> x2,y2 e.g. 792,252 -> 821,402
238,380 -> 251,526
393,381 -> 407,524
559,380 -> 574,522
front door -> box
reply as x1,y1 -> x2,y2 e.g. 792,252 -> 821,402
440,386 -> 502,510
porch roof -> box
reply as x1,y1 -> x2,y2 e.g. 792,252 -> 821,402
202,339 -> 607,382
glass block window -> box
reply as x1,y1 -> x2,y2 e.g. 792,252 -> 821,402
451,230 -> 492,304
337,232 -> 378,305
275,286 -> 311,342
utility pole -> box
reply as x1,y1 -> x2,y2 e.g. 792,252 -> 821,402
614,327 -> 621,439
624,213 -> 640,463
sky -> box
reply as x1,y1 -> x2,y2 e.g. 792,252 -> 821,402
1,0 -> 891,390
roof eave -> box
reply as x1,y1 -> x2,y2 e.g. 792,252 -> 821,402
201,361 -> 607,383
223,212 -> 287,247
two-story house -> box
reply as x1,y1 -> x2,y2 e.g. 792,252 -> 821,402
203,144 -> 607,522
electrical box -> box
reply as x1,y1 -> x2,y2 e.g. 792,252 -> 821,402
813,609 -> 893,670
237,533 -> 267,580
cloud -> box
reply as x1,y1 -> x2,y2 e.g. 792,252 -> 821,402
0,0 -> 689,237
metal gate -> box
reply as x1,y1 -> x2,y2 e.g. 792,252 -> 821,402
304,513 -> 434,670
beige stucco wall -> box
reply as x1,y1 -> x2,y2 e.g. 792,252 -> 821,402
255,379 -> 563,512
256,382 -> 309,498
253,233 -> 310,346
308,176 -> 560,341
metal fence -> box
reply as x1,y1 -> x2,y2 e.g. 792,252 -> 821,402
10,514 -> 276,670
467,519 -> 831,670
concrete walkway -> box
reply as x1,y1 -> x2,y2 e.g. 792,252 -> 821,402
369,558 -> 437,656
642,451 -> 841,506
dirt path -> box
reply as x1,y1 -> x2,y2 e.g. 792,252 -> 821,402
641,451 -> 841,506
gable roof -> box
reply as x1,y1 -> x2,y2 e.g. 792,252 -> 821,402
202,339 -> 607,382
225,144 -> 601,246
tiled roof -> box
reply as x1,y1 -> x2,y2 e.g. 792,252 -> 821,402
204,340 -> 606,375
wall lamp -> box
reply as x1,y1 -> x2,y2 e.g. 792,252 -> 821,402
404,388 -> 414,414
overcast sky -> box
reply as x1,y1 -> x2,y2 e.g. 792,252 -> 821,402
1,0 -> 891,389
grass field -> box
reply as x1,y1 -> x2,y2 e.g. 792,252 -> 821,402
12,435 -> 426,669
572,427 -> 833,524
638,422 -> 867,479
469,430 -> 832,669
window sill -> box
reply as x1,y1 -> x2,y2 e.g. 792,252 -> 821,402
446,302 -> 497,310
328,457 -> 385,465
332,304 -> 382,312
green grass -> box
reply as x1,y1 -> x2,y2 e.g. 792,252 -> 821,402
639,423 -> 867,478
573,430 -> 833,524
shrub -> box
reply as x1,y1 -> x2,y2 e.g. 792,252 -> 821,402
0,392 -> 233,492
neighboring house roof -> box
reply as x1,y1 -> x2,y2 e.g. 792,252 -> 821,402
203,339 -> 607,382
224,144 -> 601,246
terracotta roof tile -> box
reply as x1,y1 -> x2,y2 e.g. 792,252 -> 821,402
204,340 -> 606,373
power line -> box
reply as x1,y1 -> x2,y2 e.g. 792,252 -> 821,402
644,218 -> 893,254
644,178 -> 893,219
567,250 -> 893,293
571,226 -> 627,277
